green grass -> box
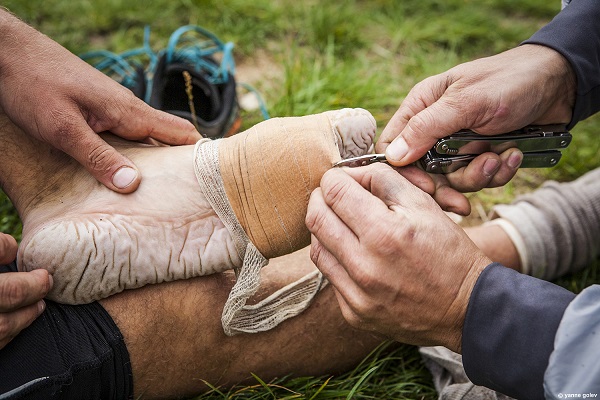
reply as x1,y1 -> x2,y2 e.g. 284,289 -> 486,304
1,0 -> 599,398
195,343 -> 436,400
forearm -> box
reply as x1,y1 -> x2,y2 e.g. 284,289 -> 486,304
522,0 -> 600,126
462,263 -> 575,399
492,167 -> 600,280
0,9 -> 28,78
0,10 -> 58,84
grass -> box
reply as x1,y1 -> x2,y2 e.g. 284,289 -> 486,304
195,343 -> 436,400
1,0 -> 599,398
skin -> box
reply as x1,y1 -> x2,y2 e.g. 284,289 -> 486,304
306,164 -> 491,353
0,9 -> 561,390
0,10 -> 200,351
307,44 -> 576,352
377,44 -> 576,215
0,110 -> 383,398
465,224 -> 522,272
0,11 -> 201,193
0,108 -> 374,305
100,246 -> 384,399
0,234 -> 51,350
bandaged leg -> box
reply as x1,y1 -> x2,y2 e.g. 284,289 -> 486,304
195,109 -> 375,334
4,108 -> 375,334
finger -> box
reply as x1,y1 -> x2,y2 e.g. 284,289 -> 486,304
444,152 -> 503,192
330,286 -> 364,330
385,94 -> 472,166
429,175 -> 472,216
437,149 -> 522,193
310,235 -> 359,299
488,148 -> 523,187
391,165 -> 436,196
0,300 -> 45,349
310,235 -> 367,329
0,234 -> 17,265
110,99 -> 202,145
139,137 -> 170,147
0,269 -> 52,313
56,122 -> 141,193
316,167 -> 394,237
389,166 -> 470,215
306,187 -> 359,251
342,163 -> 431,212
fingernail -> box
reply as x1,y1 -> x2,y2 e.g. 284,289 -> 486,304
386,137 -> 408,162
507,152 -> 523,169
483,159 -> 501,177
47,274 -> 54,290
38,300 -> 46,314
112,167 -> 138,189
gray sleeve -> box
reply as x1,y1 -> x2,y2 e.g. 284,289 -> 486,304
544,285 -> 600,399
491,167 -> 600,281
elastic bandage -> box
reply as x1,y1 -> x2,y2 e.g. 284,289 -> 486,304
194,109 -> 375,334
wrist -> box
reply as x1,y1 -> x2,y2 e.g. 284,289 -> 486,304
441,254 -> 490,353
521,44 -> 576,124
0,11 -> 36,80
465,222 -> 523,272
0,10 -> 17,59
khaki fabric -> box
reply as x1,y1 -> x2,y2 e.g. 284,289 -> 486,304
219,114 -> 341,259
194,110 -> 375,335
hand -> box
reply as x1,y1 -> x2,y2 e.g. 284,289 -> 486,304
380,144 -> 525,216
0,233 -> 52,350
0,11 -> 201,193
306,163 -> 491,352
377,44 -> 576,193
384,164 -> 473,215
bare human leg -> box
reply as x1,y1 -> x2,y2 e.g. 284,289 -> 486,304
0,110 -> 381,398
7,109 -> 375,304
101,247 -> 383,399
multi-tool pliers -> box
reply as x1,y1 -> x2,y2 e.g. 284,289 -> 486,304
334,124 -> 571,173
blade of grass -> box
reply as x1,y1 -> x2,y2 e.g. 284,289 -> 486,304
307,376 -> 332,400
346,366 -> 379,400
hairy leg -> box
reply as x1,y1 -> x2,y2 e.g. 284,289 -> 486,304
0,110 -> 381,397
101,247 -> 382,399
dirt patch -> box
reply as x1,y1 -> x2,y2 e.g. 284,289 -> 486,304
235,49 -> 283,90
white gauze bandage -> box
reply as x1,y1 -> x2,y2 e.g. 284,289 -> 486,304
194,138 -> 325,335
193,109 -> 375,335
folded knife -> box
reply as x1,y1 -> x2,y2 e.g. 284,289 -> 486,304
333,124 -> 571,173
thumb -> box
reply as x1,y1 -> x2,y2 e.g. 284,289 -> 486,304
385,97 -> 467,166
64,127 -> 141,193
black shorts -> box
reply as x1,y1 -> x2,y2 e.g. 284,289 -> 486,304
0,262 -> 133,400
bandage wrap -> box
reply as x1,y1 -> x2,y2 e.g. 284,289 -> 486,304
194,138 -> 325,335
193,109 -> 376,334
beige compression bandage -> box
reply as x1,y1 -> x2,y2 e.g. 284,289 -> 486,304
194,108 -> 375,335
